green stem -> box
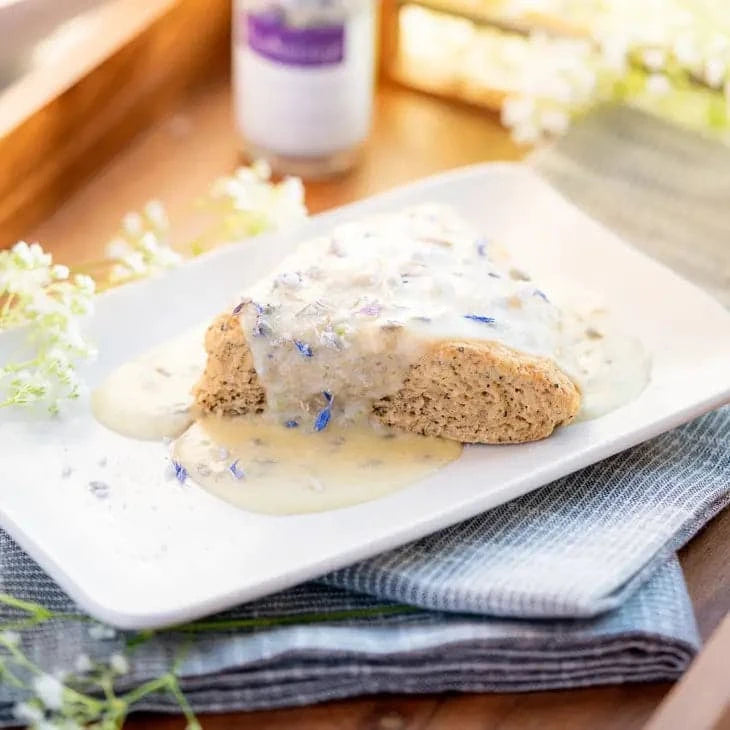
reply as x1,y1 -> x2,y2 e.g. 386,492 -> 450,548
120,675 -> 172,707
1,357 -> 40,374
0,661 -> 27,689
0,593 -> 53,619
0,638 -> 105,715
165,674 -> 199,729
174,603 -> 419,633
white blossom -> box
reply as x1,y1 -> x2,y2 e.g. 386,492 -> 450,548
13,701 -> 43,723
0,630 -> 21,646
251,158 -> 272,180
31,674 -> 64,709
208,164 -> 307,240
88,623 -> 117,640
121,212 -> 144,238
704,57 -> 727,89
74,653 -> 93,673
641,47 -> 666,71
646,73 -> 672,95
143,199 -> 169,231
1,242 -> 96,413
109,653 -> 129,675
491,0 -> 730,143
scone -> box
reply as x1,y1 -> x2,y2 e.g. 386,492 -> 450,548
194,204 -> 581,443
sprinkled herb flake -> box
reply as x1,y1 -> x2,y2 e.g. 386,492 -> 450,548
320,329 -> 343,350
172,461 -> 187,484
464,314 -> 496,325
308,477 -> 325,493
509,268 -> 531,282
252,316 -> 272,337
231,298 -> 253,316
533,289 -> 549,302
88,481 -> 110,499
475,238 -> 490,257
314,391 -> 334,432
229,460 -> 245,480
313,407 -> 332,432
293,339 -> 313,357
357,303 -> 381,317
276,271 -> 301,288
487,272 -> 501,279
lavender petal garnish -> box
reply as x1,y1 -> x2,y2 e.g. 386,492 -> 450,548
357,303 -> 381,317
533,289 -> 549,302
88,481 -> 110,498
229,460 -> 245,480
314,391 -> 334,432
313,407 -> 332,432
172,461 -> 187,484
475,237 -> 490,257
252,317 -> 272,337
284,419 -> 299,428
232,298 -> 256,316
293,339 -> 313,357
464,314 -> 496,324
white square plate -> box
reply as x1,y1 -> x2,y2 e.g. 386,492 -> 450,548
2,163 -> 729,629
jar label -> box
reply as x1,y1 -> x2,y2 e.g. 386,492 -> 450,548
246,10 -> 344,67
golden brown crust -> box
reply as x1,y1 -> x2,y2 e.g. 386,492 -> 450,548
194,315 -> 581,443
372,340 -> 580,443
193,314 -> 267,417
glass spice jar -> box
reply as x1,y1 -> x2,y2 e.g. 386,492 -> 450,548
232,0 -> 376,179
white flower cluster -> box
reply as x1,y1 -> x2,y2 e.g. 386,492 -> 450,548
106,199 -> 181,284
497,0 -> 730,142
11,649 -> 131,730
207,159 -> 307,240
500,32 -> 597,144
0,242 -> 96,414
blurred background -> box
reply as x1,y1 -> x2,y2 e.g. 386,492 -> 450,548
1,0 -> 729,261
2,0 -> 729,141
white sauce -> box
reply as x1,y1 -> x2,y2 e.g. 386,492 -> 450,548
173,417 -> 461,515
91,327 -> 206,440
91,203 -> 650,515
234,203 -> 650,424
557,311 -> 650,421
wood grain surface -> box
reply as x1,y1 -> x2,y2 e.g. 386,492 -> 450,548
0,0 -> 229,249
16,73 -> 728,729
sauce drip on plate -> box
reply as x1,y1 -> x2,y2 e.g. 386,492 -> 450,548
91,327 -> 206,440
173,417 -> 462,515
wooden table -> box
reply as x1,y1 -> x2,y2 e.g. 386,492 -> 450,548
21,72 -> 730,730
